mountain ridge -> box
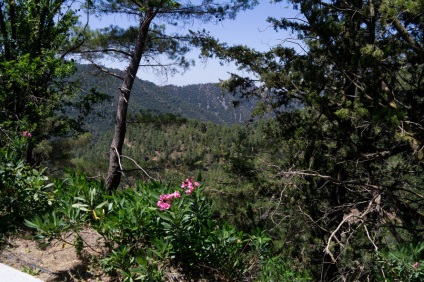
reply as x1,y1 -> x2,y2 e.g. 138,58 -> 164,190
74,64 -> 254,133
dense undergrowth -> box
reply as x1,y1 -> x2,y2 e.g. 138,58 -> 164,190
3,110 -> 424,282
1,132 -> 313,281
3,126 -> 424,281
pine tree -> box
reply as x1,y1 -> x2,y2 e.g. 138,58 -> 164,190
200,0 -> 424,279
79,0 -> 258,190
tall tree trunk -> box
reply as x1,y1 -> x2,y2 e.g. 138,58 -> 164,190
106,8 -> 157,191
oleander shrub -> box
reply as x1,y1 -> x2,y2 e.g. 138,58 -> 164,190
26,172 -> 310,281
376,242 -> 424,282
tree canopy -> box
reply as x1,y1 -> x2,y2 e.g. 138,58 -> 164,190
0,0 -> 107,165
198,0 -> 424,279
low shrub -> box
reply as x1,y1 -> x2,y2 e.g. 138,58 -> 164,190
25,172 -> 312,281
0,131 -> 53,233
376,241 -> 424,281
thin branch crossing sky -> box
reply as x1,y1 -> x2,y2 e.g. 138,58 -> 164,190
87,1 -> 299,86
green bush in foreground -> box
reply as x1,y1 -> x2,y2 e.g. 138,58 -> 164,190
0,131 -> 53,233
376,242 -> 424,282
25,172 -> 311,281
26,174 -> 308,281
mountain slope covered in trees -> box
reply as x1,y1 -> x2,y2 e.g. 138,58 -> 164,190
74,64 -> 255,136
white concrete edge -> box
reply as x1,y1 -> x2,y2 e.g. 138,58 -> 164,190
0,263 -> 44,282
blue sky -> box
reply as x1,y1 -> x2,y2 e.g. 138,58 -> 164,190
88,1 -> 299,86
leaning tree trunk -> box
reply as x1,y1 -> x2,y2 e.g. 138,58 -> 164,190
106,8 -> 157,191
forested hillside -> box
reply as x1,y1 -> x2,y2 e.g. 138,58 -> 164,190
74,111 -> 264,182
74,64 -> 255,137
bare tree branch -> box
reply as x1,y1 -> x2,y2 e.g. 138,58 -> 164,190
76,48 -> 132,58
85,58 -> 124,80
324,196 -> 378,262
120,154 -> 157,181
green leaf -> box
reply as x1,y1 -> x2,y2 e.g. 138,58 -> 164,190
72,203 -> 89,211
95,201 -> 108,210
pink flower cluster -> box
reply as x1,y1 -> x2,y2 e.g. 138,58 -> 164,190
22,131 -> 32,137
157,191 -> 181,211
414,262 -> 420,269
181,178 -> 199,195
157,178 -> 201,211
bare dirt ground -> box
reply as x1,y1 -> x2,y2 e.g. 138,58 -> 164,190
0,229 -> 208,282
1,227 -> 227,282
0,228 -> 114,282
